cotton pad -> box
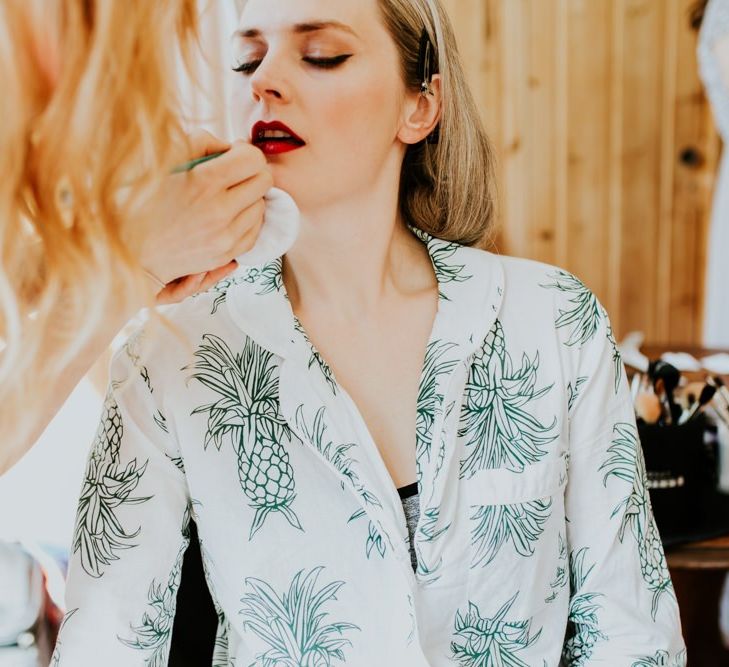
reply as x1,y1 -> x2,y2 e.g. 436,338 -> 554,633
234,187 -> 301,267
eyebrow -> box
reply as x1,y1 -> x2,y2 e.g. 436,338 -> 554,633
235,20 -> 359,40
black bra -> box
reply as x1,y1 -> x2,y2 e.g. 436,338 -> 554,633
397,481 -> 418,500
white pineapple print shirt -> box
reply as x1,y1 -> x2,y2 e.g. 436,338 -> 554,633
53,227 -> 686,666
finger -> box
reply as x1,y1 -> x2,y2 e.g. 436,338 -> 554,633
198,141 -> 269,190
220,172 -> 272,221
187,129 -> 231,159
198,262 -> 239,291
155,273 -> 206,305
225,206 -> 266,260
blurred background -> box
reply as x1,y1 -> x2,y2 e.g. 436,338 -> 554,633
1,0 -> 727,665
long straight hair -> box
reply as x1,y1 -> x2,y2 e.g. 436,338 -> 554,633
0,0 -> 198,468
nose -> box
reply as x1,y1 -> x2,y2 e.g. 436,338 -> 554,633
249,54 -> 289,105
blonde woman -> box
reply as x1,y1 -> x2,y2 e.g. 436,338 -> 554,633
0,0 -> 272,474
53,0 -> 686,664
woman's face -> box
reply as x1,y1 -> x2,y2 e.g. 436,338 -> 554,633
231,0 -> 413,209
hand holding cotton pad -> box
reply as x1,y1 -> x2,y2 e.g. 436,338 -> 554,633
173,151 -> 300,267
235,186 -> 300,266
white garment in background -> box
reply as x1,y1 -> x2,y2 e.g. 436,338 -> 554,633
699,0 -> 729,347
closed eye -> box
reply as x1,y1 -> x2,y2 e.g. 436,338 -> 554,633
232,54 -> 353,75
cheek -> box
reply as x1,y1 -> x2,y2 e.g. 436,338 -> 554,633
313,71 -> 403,155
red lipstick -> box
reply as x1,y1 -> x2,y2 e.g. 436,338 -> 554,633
251,120 -> 305,156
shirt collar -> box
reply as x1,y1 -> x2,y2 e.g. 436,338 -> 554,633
224,225 -> 505,365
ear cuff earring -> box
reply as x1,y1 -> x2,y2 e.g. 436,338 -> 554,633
417,28 -> 440,144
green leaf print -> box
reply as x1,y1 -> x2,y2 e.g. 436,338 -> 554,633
206,275 -> 248,314
294,405 -> 382,509
540,270 -> 622,393
458,319 -> 558,475
239,566 -> 361,666
469,498 -> 552,569
562,547 -> 607,666
567,377 -> 588,413
631,649 -> 687,667
450,592 -> 542,667
600,423 -> 674,619
187,334 -> 302,540
408,226 -> 473,300
50,608 -> 78,667
293,317 -> 338,395
118,513 -> 191,666
545,532 -> 568,603
243,258 -> 284,295
347,507 -> 387,559
73,392 -> 152,578
416,341 -> 459,483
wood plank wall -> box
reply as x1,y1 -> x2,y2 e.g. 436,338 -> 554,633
441,0 -> 721,346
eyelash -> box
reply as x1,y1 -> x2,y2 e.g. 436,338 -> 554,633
232,54 -> 352,75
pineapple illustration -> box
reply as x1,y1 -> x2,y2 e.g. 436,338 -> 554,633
408,225 -> 473,299
540,270 -> 622,393
562,547 -> 606,666
458,319 -> 558,476
631,649 -> 687,667
600,423 -> 674,618
187,334 -> 302,540
50,608 -> 78,667
416,340 -> 459,482
469,498 -> 552,569
73,392 -> 151,578
450,592 -> 542,666
239,566 -> 361,666
118,538 -> 188,666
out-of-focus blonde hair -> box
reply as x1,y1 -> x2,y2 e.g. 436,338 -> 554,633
0,0 -> 198,462
378,0 -> 498,247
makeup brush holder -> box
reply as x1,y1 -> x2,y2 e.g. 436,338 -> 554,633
637,415 -> 720,544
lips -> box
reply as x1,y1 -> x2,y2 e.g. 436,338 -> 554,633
251,120 -> 306,156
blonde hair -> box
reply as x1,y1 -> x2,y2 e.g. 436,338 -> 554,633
0,0 -> 198,463
378,0 -> 498,247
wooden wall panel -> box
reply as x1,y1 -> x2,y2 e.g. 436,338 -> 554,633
442,0 -> 720,346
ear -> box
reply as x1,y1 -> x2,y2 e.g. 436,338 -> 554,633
397,73 -> 442,145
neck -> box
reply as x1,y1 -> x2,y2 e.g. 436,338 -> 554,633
282,182 -> 436,322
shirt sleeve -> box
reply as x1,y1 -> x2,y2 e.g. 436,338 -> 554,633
561,297 -> 687,665
51,332 -> 191,667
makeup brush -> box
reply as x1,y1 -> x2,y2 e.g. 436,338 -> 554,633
648,360 -> 681,424
171,150 -> 227,174
678,383 -> 717,425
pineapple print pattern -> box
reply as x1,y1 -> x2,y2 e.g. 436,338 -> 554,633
118,512 -> 191,666
408,225 -> 473,300
632,649 -> 687,667
347,507 -> 386,559
206,275 -> 248,315
600,422 -> 674,619
540,270 -> 622,394
468,497 -> 552,569
545,532 -> 568,603
450,592 -> 542,666
294,405 -> 388,559
73,391 -> 151,578
187,334 -> 303,540
458,319 -> 558,476
244,258 -> 284,295
239,566 -> 361,665
50,608 -> 78,667
562,547 -> 607,665
293,317 -> 338,395
416,341 -> 459,484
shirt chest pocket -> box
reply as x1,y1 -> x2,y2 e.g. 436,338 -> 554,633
465,454 -> 568,506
